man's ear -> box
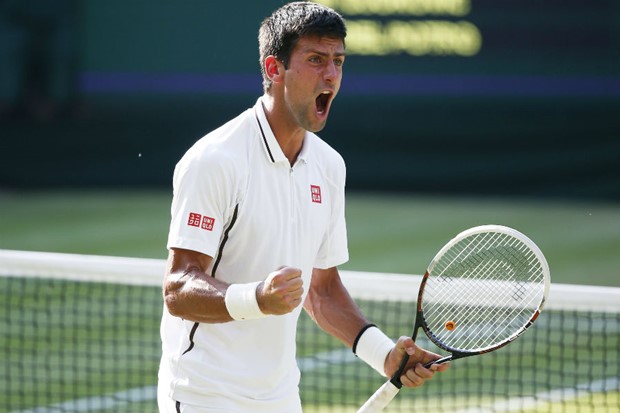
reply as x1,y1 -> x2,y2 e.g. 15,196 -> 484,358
265,56 -> 285,84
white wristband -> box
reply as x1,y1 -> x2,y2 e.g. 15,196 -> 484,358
354,326 -> 394,377
224,281 -> 266,321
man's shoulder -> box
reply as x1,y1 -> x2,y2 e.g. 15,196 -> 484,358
202,107 -> 255,146
175,107 -> 257,174
185,108 -> 255,155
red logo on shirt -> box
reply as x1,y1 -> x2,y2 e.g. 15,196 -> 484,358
187,212 -> 215,231
188,212 -> 202,227
201,216 -> 215,231
311,185 -> 322,204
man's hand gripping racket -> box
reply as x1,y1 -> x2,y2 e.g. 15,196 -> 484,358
357,225 -> 551,413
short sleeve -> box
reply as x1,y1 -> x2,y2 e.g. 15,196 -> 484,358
166,147 -> 236,257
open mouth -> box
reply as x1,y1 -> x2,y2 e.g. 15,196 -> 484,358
315,91 -> 332,115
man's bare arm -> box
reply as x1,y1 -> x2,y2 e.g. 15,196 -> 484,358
163,248 -> 232,323
303,266 -> 369,347
163,248 -> 305,323
304,267 -> 449,384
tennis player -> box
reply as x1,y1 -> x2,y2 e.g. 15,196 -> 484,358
157,2 -> 449,412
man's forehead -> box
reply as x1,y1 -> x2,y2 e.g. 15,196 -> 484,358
294,35 -> 345,55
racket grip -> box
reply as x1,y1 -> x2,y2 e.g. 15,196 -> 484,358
356,380 -> 401,413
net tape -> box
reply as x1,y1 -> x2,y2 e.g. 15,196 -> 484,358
0,249 -> 617,312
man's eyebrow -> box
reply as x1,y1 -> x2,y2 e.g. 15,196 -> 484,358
305,48 -> 346,57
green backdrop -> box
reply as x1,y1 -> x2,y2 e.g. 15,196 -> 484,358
1,0 -> 619,200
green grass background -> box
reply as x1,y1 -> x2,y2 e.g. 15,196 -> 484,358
0,190 -> 618,286
1,191 -> 619,412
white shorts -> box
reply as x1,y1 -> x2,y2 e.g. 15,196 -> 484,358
158,395 -> 279,413
158,384 -> 274,413
157,392 -> 208,413
157,385 -> 201,413
157,367 -> 303,413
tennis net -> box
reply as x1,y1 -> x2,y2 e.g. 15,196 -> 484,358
1,249 -> 618,413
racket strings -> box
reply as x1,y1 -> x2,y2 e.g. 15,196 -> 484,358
432,238 -> 535,316
422,231 -> 546,352
426,290 -> 528,351
433,258 -> 542,348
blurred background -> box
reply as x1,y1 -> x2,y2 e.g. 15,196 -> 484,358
1,0 -> 619,285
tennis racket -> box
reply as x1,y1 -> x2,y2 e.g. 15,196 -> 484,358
357,224 -> 550,413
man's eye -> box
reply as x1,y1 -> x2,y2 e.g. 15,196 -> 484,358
309,56 -> 321,63
334,59 -> 344,67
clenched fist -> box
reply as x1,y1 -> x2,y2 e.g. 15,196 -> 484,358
256,267 -> 304,315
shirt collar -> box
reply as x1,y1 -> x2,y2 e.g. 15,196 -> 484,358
253,97 -> 310,165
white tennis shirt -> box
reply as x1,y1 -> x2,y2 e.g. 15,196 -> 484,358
159,98 -> 349,412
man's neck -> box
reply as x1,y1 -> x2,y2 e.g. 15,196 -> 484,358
261,94 -> 305,165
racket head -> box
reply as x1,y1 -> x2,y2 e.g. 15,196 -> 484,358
417,225 -> 550,357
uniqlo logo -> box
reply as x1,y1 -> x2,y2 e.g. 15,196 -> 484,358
187,212 -> 202,227
311,185 -> 322,204
201,216 -> 215,231
187,212 -> 215,231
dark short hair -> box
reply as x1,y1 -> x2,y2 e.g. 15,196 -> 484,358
258,1 -> 346,92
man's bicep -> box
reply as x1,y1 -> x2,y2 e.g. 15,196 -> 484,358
164,248 -> 214,302
163,248 -> 232,322
166,247 -> 213,277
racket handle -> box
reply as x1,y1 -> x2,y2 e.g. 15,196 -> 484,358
356,380 -> 401,413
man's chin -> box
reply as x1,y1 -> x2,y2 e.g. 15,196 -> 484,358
306,117 -> 328,133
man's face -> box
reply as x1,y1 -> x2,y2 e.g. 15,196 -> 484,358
282,35 -> 345,133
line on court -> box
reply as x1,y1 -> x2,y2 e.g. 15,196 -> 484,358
298,348 -> 356,371
453,376 -> 620,413
12,353 -> 619,413
10,349 -> 356,413
10,386 -> 158,413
